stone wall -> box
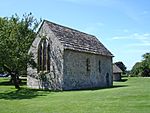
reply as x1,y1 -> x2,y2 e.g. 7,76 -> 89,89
27,21 -> 64,90
63,49 -> 113,90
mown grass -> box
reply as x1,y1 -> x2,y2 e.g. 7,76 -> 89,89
0,77 -> 150,113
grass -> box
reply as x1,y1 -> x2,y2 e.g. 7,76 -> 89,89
0,77 -> 150,113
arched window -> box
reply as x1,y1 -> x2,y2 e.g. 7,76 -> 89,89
43,40 -> 47,71
38,39 -> 50,72
38,42 -> 42,72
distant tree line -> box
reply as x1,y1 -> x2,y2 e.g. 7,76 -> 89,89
131,53 -> 150,77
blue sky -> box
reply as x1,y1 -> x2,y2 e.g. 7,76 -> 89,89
0,0 -> 150,70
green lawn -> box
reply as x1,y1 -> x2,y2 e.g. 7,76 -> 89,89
0,77 -> 150,113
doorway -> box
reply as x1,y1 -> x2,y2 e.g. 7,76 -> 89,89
106,73 -> 109,87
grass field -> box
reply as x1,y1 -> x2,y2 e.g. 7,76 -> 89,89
0,77 -> 150,113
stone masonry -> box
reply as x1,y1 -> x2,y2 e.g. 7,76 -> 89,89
63,49 -> 113,90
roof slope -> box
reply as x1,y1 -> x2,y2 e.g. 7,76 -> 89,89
113,64 -> 123,73
45,20 -> 113,57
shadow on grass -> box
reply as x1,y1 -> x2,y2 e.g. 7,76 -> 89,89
114,78 -> 128,82
0,88 -> 49,100
0,81 -> 26,86
0,81 -> 13,86
120,78 -> 128,82
63,84 -> 128,92
0,78 -> 129,98
0,78 -> 27,86
88,85 -> 128,91
110,85 -> 128,89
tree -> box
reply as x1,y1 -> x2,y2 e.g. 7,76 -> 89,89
114,61 -> 127,74
142,53 -> 150,77
131,62 -> 143,77
131,53 -> 150,77
0,13 -> 40,89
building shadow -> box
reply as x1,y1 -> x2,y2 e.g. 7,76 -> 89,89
114,78 -> 128,82
63,84 -> 128,92
0,88 -> 49,100
92,84 -> 128,91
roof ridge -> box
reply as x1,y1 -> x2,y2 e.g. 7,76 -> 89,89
44,19 -> 96,38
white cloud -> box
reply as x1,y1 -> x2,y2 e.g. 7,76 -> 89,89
112,33 -> 150,47
112,36 -> 128,40
124,49 -> 150,53
128,43 -> 150,47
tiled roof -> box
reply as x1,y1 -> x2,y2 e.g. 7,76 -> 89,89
45,20 -> 113,57
113,64 -> 123,73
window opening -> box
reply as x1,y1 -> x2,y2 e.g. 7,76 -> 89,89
99,60 -> 101,73
38,39 -> 50,72
86,58 -> 90,71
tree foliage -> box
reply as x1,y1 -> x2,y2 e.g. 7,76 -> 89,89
114,61 -> 126,74
0,13 -> 41,88
131,53 -> 150,77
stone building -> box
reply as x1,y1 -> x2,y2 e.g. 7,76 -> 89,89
113,64 -> 122,81
27,20 -> 113,90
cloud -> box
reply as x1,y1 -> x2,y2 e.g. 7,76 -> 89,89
128,43 -> 150,47
124,49 -> 150,53
112,36 -> 128,40
112,33 -> 150,47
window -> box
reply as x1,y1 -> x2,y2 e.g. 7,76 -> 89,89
38,39 -> 50,72
38,42 -> 42,72
99,60 -> 101,73
43,40 -> 47,71
86,58 -> 90,71
47,43 -> 50,72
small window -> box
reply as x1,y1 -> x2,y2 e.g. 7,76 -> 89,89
99,60 -> 101,73
86,58 -> 90,71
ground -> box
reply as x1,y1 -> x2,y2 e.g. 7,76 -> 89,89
0,77 -> 150,113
